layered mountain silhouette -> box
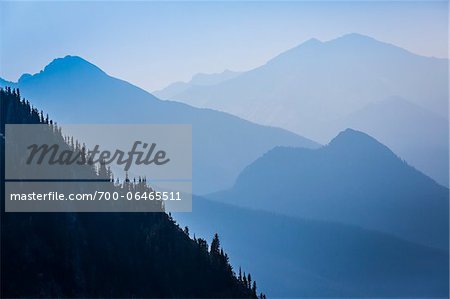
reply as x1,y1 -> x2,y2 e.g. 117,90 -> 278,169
211,129 -> 449,250
0,56 -> 318,194
155,70 -> 241,100
2,61 -> 449,297
320,96 -> 449,185
176,196 -> 449,297
156,33 -> 449,186
0,88 -> 261,298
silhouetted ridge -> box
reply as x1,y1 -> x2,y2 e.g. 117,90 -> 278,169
299,37 -> 322,47
267,37 -> 323,65
290,37 -> 323,50
0,56 -> 318,194
19,55 -> 105,83
330,33 -> 378,44
327,128 -> 398,159
0,87 -> 264,298
270,34 -> 383,64
212,128 -> 448,250
44,55 -> 104,74
154,32 -> 448,188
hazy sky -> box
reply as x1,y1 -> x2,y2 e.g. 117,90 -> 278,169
0,1 -> 448,91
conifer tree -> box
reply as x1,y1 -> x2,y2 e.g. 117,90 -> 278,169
210,233 -> 220,255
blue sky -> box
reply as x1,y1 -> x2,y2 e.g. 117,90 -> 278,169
0,1 -> 448,91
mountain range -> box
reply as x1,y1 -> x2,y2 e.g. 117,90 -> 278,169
155,70 -> 241,100
211,129 -> 449,250
176,195 -> 449,297
155,33 -> 449,187
0,56 -> 318,194
2,54 -> 449,297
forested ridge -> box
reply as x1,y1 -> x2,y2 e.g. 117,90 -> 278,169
0,87 -> 264,298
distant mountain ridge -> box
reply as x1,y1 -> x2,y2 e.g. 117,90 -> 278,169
154,70 -> 241,103
2,60 -> 448,298
163,33 -> 447,120
176,195 -> 449,297
320,96 -> 449,185
0,55 -> 318,194
211,128 -> 449,250
156,33 -> 449,186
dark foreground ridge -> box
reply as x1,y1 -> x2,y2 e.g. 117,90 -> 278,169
0,87 -> 264,298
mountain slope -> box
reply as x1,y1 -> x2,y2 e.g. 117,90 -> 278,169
0,56 -> 319,194
211,129 -> 449,249
176,196 -> 449,297
0,88 -> 260,298
157,33 -> 449,185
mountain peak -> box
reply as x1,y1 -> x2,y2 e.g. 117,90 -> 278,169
294,37 -> 323,49
293,34 -> 376,50
335,33 -> 375,41
19,55 -> 105,83
330,128 -> 379,145
326,33 -> 399,51
43,55 -> 104,74
327,128 -> 396,158
304,37 -> 322,44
